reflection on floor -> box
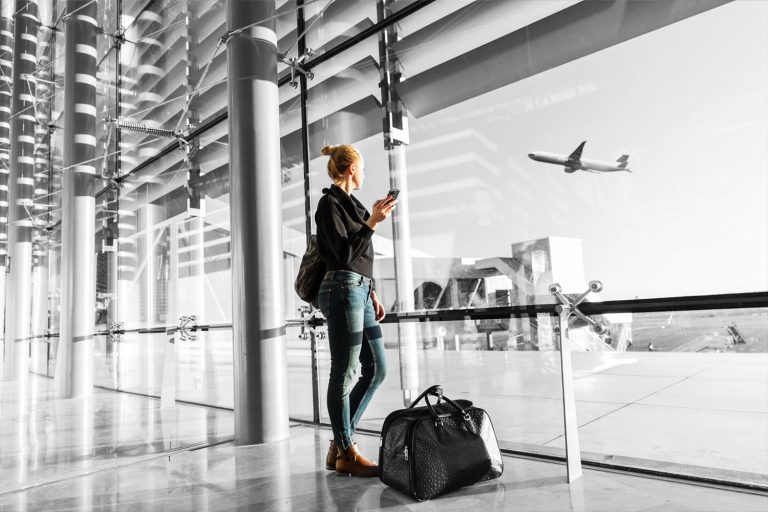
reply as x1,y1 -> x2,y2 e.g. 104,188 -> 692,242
0,376 -> 233,496
1,419 -> 766,512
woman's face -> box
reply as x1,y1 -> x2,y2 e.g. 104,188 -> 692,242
351,155 -> 365,190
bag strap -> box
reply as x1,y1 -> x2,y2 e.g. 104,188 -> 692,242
410,385 -> 472,427
408,384 -> 443,409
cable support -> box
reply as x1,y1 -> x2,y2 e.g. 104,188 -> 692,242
198,138 -> 227,148
12,1 -> 30,19
59,0 -> 97,25
280,0 -> 335,60
128,78 -> 225,122
32,122 -> 58,156
171,36 -> 225,136
0,59 -> 9,82
92,0 -> 181,71
94,29 -> 138,71
95,25 -> 136,45
44,5 -> 68,30
135,19 -> 184,44
7,89 -> 57,121
23,75 -> 59,86
29,46 -> 68,79
119,0 -> 171,39
100,124 -> 113,178
22,203 -> 46,228
108,119 -> 177,139
171,0 -> 334,135
25,77 -> 40,121
26,188 -> 61,202
57,135 -> 163,174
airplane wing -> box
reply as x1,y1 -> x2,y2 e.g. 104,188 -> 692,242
568,141 -> 587,161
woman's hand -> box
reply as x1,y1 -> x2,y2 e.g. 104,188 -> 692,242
372,290 -> 386,321
366,196 -> 397,231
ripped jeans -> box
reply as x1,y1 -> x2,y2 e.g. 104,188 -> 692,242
318,270 -> 387,450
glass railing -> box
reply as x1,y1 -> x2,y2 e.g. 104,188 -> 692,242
30,291 -> 764,489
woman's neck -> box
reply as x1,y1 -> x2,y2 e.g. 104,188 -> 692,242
334,181 -> 353,195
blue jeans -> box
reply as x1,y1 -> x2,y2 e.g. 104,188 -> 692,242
318,270 -> 387,450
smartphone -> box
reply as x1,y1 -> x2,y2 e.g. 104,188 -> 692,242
384,189 -> 400,204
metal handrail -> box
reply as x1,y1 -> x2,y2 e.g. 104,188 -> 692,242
377,291 -> 768,324
35,290 -> 768,340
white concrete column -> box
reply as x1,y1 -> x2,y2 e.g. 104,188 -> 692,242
0,3 -> 13,363
4,0 -> 39,382
54,0 -> 99,397
227,0 -> 289,445
378,0 -> 419,405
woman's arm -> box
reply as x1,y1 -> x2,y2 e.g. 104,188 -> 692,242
371,290 -> 386,321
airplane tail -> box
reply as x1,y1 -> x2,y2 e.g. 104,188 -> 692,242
617,154 -> 630,168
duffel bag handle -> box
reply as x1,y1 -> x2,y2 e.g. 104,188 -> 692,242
408,384 -> 443,409
424,393 -> 471,426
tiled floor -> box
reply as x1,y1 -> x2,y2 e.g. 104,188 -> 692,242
0,378 -> 233,496
4,344 -> 767,510
1,423 -> 766,512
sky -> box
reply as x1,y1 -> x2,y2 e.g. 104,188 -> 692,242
347,1 -> 768,301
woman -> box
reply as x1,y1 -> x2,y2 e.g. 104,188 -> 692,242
315,144 -> 397,477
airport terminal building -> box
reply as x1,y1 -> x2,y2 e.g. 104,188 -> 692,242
0,0 -> 767,509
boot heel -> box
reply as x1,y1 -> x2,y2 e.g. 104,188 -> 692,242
325,440 -> 339,470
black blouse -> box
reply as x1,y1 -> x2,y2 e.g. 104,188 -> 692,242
314,184 -> 375,282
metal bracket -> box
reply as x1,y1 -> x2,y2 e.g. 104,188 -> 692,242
549,280 -> 606,334
280,49 -> 315,89
178,315 -> 198,342
288,305 -> 326,341
108,322 -> 123,344
218,29 -> 244,46
107,177 -> 124,190
99,28 -> 129,46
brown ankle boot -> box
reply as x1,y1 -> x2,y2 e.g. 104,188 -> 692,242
325,440 -> 339,470
335,443 -> 379,478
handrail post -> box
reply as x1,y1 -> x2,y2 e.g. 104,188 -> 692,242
556,304 -> 582,483
160,327 -> 177,409
549,280 -> 606,483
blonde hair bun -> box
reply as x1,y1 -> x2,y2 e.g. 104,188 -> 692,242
320,145 -> 338,156
321,144 -> 361,181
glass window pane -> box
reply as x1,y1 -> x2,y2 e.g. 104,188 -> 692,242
300,0 -> 376,58
394,1 -> 768,303
573,307 -> 768,484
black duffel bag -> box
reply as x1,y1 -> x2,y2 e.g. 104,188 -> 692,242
379,385 -> 503,501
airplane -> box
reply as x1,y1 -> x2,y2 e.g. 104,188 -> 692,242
528,141 -> 631,173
